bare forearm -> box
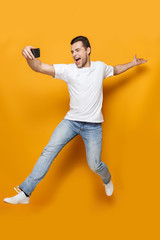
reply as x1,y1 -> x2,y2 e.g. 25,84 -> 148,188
114,61 -> 135,75
26,58 -> 41,72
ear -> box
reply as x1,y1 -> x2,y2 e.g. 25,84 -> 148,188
87,47 -> 91,55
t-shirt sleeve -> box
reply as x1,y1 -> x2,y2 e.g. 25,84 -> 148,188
103,63 -> 114,79
53,64 -> 68,83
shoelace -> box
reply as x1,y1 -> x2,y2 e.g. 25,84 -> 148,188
14,186 -> 21,194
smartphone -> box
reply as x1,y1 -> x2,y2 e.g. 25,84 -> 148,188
31,48 -> 40,58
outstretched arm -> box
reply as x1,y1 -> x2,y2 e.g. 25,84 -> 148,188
113,55 -> 147,75
22,46 -> 55,77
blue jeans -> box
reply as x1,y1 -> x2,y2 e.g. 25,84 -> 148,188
19,119 -> 111,196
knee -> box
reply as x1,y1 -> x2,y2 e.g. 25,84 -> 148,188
88,160 -> 103,173
40,145 -> 54,157
40,146 -> 48,156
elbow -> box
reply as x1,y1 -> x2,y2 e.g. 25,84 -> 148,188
113,66 -> 118,75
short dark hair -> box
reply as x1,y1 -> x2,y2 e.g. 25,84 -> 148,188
70,36 -> 91,54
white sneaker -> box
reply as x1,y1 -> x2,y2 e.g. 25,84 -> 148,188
3,187 -> 30,204
104,180 -> 114,196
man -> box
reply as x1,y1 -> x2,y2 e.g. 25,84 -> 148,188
3,36 -> 147,204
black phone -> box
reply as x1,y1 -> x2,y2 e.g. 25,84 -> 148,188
31,48 -> 40,58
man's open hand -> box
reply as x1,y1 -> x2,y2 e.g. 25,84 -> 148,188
132,54 -> 147,66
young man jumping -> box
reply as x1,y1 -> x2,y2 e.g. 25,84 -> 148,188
3,36 -> 147,204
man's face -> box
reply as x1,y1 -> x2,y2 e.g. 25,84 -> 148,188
71,41 -> 90,68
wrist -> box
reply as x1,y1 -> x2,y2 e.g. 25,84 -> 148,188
27,58 -> 41,72
131,60 -> 136,67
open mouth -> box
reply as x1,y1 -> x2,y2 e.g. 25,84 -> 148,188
75,58 -> 81,64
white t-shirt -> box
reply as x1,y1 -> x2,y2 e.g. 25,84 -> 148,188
53,61 -> 114,122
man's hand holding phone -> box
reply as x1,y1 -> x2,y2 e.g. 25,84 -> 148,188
22,46 -> 40,60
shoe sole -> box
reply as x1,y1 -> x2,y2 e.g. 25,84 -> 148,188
3,200 -> 29,204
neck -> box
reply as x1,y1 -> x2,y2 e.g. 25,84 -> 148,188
84,59 -> 91,68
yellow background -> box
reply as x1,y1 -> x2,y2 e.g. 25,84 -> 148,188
1,0 -> 160,239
